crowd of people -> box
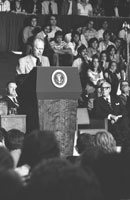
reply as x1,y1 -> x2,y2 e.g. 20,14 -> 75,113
0,0 -> 130,17
0,127 -> 130,200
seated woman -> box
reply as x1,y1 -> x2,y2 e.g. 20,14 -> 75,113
49,30 -> 73,66
104,61 -> 121,96
99,50 -> 109,74
86,55 -> 104,96
87,37 -> 100,58
72,44 -> 91,107
68,30 -> 82,59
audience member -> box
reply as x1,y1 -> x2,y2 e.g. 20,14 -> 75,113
26,0 -> 41,14
118,80 -> 130,106
76,133 -> 95,154
95,131 -> 117,153
18,129 -> 60,170
104,61 -> 121,95
22,15 -> 41,55
72,44 -> 91,90
11,0 -> 26,13
97,20 -> 108,41
86,55 -> 103,96
98,30 -> 115,53
87,37 -> 100,58
102,0 -> 118,16
99,50 -> 109,73
2,0 -> 10,11
16,38 -> 50,75
82,20 -> 98,42
93,81 -> 130,147
68,30 -> 82,58
41,0 -> 58,15
49,30 -> 73,66
25,157 -> 103,200
61,0 -> 78,15
2,81 -> 19,114
47,15 -> 62,41
77,0 -> 93,16
5,129 -> 25,167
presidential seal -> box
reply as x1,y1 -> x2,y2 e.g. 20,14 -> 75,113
51,70 -> 67,88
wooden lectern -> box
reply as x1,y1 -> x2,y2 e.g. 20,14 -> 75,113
17,67 -> 82,157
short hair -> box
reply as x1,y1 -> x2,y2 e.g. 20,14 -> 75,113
5,129 -> 24,151
76,133 -> 95,154
18,130 -> 60,169
103,30 -> 111,38
26,158 -> 103,200
120,80 -> 129,89
95,131 -> 116,153
88,37 -> 99,48
54,30 -> 64,39
71,30 -> 81,41
77,44 -> 87,55
30,15 -> 38,23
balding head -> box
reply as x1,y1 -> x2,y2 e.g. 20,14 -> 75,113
32,38 -> 45,59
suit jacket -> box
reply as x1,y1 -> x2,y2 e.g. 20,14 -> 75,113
118,94 -> 128,106
93,95 -> 130,146
16,55 -> 50,74
61,0 -> 78,15
27,1 -> 42,14
93,95 -> 125,119
2,96 -> 19,114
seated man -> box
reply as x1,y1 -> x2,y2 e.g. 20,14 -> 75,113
2,81 -> 19,114
93,81 -> 130,147
118,80 -> 130,106
16,38 -> 50,75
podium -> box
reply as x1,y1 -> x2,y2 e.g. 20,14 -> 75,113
17,67 -> 82,156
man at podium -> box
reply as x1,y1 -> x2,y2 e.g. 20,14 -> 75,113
16,38 -> 50,75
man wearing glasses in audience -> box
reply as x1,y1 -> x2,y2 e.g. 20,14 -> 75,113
93,81 -> 130,148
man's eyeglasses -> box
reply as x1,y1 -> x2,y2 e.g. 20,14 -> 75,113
101,87 -> 110,90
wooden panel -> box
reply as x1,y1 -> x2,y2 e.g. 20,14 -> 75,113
38,99 -> 78,157
0,115 -> 26,133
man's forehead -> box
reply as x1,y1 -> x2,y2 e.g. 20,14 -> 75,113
102,82 -> 110,87
8,83 -> 17,88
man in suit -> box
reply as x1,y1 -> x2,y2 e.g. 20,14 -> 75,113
26,0 -> 42,14
2,81 -> 19,114
118,80 -> 130,106
61,0 -> 78,15
16,38 -> 50,75
93,81 -> 130,147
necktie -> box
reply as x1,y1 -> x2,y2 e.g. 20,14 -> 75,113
36,57 -> 42,66
13,98 -> 19,107
48,2 -> 52,15
106,98 -> 112,109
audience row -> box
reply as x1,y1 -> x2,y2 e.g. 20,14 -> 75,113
0,127 -> 130,200
0,0 -> 130,17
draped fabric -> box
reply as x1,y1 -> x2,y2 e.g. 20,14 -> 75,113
0,12 -> 129,52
